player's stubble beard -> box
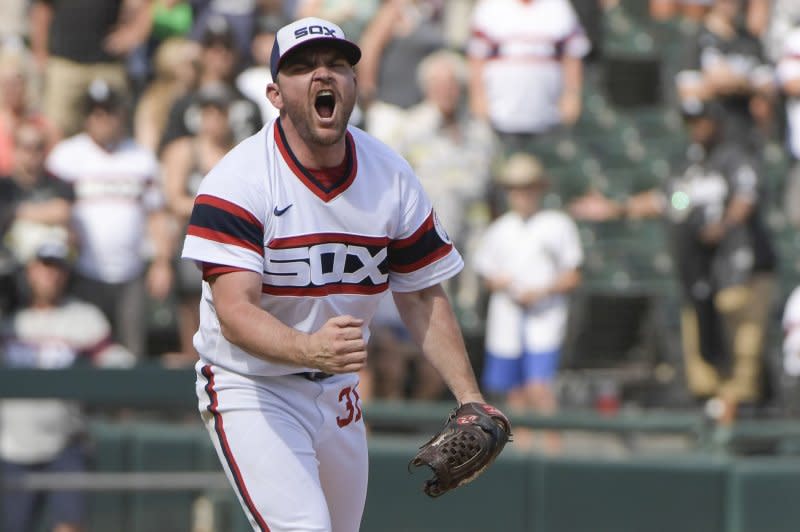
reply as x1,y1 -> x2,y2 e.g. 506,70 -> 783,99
284,83 -> 356,148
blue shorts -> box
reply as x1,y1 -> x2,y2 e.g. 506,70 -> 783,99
1,441 -> 88,532
481,349 -> 560,393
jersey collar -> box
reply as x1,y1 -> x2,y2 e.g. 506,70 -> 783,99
274,119 -> 358,202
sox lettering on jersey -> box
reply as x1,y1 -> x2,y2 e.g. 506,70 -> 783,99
264,244 -> 387,286
263,233 -> 391,296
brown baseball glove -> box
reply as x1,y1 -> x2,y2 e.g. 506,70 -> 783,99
409,402 -> 512,497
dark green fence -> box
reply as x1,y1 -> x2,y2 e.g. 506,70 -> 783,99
2,367 -> 800,532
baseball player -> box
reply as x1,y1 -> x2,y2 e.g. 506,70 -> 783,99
182,17 -> 498,532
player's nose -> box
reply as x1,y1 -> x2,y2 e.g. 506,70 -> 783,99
311,66 -> 335,82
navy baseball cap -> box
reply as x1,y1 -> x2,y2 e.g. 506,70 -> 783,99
269,17 -> 361,80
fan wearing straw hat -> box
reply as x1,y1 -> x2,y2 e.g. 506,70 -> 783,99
472,153 -> 583,448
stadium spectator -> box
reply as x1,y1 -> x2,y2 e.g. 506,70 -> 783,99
675,0 -> 774,153
46,80 -> 172,359
763,0 -> 800,64
159,14 -> 262,152
0,120 -> 72,267
29,0 -> 152,136
650,0 -> 712,23
0,237 -> 133,532
776,23 -> 800,229
578,101 -> 777,425
395,49 -> 496,310
0,50 -> 60,177
0,120 -> 71,317
472,153 -> 583,449
294,0 -> 380,42
234,12 -> 283,124
188,0 -> 259,62
651,0 -> 768,34
160,84 -> 235,366
358,0 -> 446,142
783,286 -> 800,378
127,0 -> 194,96
150,0 -> 194,42
467,0 -> 590,154
134,37 -> 201,153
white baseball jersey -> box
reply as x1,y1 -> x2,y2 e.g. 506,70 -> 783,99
778,28 -> 800,159
783,287 -> 800,376
467,0 -> 590,134
182,118 -> 463,377
46,134 -> 162,283
472,209 -> 583,356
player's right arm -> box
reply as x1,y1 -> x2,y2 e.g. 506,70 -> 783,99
208,270 -> 367,374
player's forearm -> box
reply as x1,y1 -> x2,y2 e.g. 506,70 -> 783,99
393,285 -> 484,405
216,297 -> 310,367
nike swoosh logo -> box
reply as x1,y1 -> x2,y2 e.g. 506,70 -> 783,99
273,204 -> 293,216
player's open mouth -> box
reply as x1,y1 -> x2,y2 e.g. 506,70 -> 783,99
314,90 -> 336,119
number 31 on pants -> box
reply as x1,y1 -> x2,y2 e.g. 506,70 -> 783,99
336,385 -> 362,427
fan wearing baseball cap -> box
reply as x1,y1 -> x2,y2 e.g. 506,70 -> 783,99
182,15 -> 503,532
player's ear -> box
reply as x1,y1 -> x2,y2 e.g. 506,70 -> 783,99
266,82 -> 283,110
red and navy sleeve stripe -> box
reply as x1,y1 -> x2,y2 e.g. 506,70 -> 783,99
187,195 -> 264,254
202,262 -> 251,280
388,212 -> 453,274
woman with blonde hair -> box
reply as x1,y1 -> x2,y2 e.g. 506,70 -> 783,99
133,37 -> 200,153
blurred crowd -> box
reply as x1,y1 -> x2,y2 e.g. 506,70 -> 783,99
2,0 -> 800,528
0,0 -> 799,423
